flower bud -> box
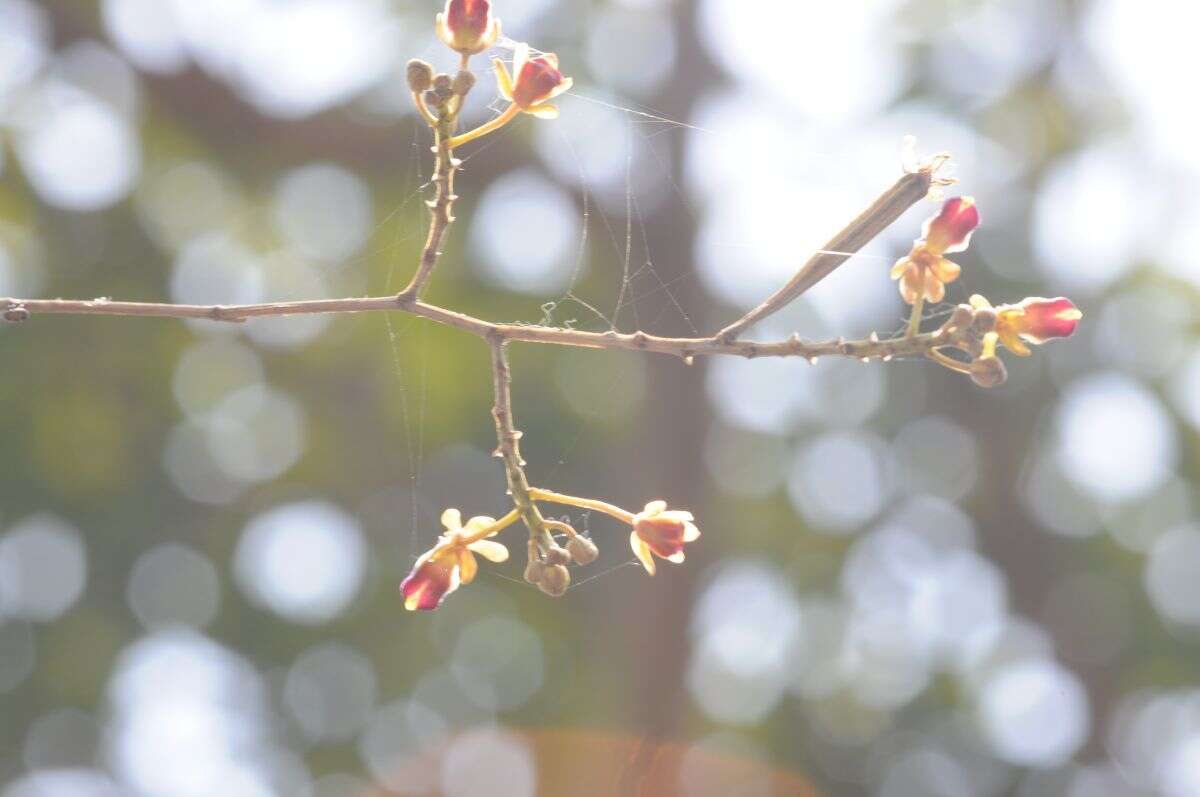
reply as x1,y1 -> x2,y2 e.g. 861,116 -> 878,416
545,544 -> 572,566
511,51 -> 570,110
923,196 -> 980,255
969,306 -> 997,335
432,74 -> 455,101
969,355 -> 1007,388
566,535 -> 599,565
538,564 -> 570,596
523,559 -> 545,585
941,305 -> 973,334
452,69 -> 476,96
436,0 -> 501,56
422,89 -> 443,109
492,44 -> 574,119
406,59 -> 434,93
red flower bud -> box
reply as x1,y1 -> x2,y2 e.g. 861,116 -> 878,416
922,196 -> 980,255
400,549 -> 460,611
436,0 -> 500,56
399,508 -> 510,611
493,44 -> 574,119
994,296 -> 1082,356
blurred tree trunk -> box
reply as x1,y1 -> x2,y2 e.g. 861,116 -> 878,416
617,0 -> 722,766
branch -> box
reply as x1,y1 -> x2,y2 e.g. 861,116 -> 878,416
0,295 -> 954,362
399,109 -> 459,300
714,164 -> 939,342
489,340 -> 548,540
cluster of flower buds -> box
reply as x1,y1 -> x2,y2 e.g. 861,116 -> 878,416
522,523 -> 600,597
929,291 -> 1082,387
406,57 -> 474,122
410,0 -> 573,147
894,196 -> 1082,386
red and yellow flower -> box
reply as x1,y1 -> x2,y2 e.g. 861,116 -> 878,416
436,0 -> 501,56
400,508 -> 511,611
891,196 -> 980,304
630,501 -> 701,576
493,43 -> 574,119
970,294 -> 1083,356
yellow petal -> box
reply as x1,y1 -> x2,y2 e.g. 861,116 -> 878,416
899,269 -> 922,305
890,256 -> 912,281
492,58 -> 514,101
929,256 -> 961,284
467,539 -> 509,563
630,531 -> 656,575
435,14 -> 453,49
997,325 -> 1031,356
643,500 -> 667,515
482,19 -> 501,50
923,271 -> 946,303
440,508 -> 462,530
464,515 -> 498,534
459,550 -> 478,584
545,76 -> 574,101
969,294 -> 992,310
524,103 -> 559,119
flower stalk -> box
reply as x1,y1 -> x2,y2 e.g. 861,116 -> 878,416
529,488 -> 637,524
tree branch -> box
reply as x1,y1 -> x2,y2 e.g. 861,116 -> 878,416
489,340 -> 548,541
0,295 -> 955,362
398,110 -> 459,300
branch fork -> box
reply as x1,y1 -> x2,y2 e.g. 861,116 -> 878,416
3,2 -> 1082,612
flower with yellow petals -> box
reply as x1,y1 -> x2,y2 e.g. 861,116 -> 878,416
400,508 -> 513,611
435,0 -> 501,56
446,43 -> 574,148
493,43 -> 573,119
891,196 -> 980,304
970,295 -> 1083,356
630,501 -> 700,576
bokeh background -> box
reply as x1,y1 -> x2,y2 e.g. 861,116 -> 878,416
1,0 -> 1197,795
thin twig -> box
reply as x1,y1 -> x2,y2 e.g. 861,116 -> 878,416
714,166 -> 937,342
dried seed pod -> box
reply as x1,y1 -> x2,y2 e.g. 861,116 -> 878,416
406,59 -> 434,92
538,564 -> 570,597
566,535 -> 598,565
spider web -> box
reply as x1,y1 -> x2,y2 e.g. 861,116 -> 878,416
361,86 -> 715,590
370,75 -> 948,593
